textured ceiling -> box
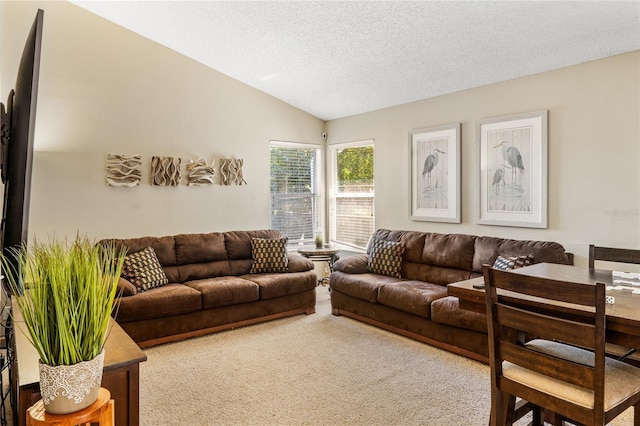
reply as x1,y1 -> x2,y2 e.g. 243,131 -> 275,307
71,1 -> 640,121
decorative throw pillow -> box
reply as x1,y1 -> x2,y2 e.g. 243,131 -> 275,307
367,238 -> 405,278
492,254 -> 535,271
120,246 -> 169,292
250,237 -> 289,273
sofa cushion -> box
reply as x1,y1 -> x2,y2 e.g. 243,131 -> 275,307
330,271 -> 402,303
250,237 -> 289,273
492,254 -> 534,270
472,236 -> 570,273
422,233 -> 476,271
244,271 -> 317,300
286,254 -> 314,273
178,260 -> 233,282
117,277 -> 137,297
367,238 -> 405,278
100,235 -> 180,282
225,229 -> 281,260
120,247 -> 169,292
377,282 -> 448,319
184,277 -> 259,309
430,296 -> 488,333
116,283 -> 202,322
402,262 -> 477,285
333,254 -> 369,274
174,232 -> 227,265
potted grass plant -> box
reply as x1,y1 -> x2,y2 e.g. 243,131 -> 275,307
1,236 -> 126,414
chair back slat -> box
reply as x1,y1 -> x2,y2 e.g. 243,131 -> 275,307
491,271 -> 597,307
500,340 -> 595,389
496,304 -> 596,348
589,244 -> 640,268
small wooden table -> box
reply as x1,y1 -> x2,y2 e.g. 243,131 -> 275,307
448,263 -> 640,350
12,302 -> 147,426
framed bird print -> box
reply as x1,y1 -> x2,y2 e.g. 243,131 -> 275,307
409,123 -> 461,223
476,110 -> 548,228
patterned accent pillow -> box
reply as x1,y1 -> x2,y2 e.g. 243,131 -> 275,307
250,237 -> 289,273
492,254 -> 535,271
367,238 -> 405,278
120,246 -> 169,292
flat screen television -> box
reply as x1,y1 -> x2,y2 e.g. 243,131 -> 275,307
0,9 -> 44,278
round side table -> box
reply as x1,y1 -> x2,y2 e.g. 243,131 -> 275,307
297,247 -> 340,286
27,387 -> 114,426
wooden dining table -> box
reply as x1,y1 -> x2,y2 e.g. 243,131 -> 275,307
447,262 -> 640,350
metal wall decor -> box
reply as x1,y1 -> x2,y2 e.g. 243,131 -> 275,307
220,158 -> 247,186
105,154 -> 142,187
151,156 -> 181,186
186,157 -> 215,186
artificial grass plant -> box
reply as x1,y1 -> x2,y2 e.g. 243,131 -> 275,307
1,237 -> 126,366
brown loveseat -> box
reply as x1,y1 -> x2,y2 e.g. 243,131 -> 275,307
101,230 -> 317,347
330,229 -> 573,363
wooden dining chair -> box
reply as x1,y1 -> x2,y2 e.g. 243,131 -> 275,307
589,244 -> 640,362
483,265 -> 640,426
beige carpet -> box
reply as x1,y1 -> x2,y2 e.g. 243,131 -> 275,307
139,287 -> 634,426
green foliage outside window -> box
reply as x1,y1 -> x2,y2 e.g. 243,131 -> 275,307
337,146 -> 373,187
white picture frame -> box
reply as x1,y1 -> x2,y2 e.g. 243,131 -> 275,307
409,123 -> 461,223
476,110 -> 548,228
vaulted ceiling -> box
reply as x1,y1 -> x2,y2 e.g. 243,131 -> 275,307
70,1 -> 640,121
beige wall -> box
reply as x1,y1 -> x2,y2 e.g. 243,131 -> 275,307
1,1 -> 325,240
327,52 -> 640,266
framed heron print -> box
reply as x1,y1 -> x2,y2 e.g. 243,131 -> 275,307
409,123 -> 461,222
476,110 -> 548,228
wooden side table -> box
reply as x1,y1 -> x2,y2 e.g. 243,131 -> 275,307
26,387 -> 114,425
297,247 -> 340,285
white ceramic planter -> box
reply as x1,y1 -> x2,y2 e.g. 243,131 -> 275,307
38,349 -> 105,414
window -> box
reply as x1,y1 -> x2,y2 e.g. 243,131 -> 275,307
270,141 -> 322,245
328,140 -> 374,251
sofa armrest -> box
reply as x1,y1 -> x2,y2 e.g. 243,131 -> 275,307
287,254 -> 314,272
117,277 -> 137,297
334,254 -> 369,274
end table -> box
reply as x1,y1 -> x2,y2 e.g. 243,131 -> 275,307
297,247 -> 340,286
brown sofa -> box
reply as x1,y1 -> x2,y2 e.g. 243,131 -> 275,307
330,229 -> 573,363
101,229 -> 317,347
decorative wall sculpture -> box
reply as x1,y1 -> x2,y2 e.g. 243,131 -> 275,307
186,157 -> 215,186
151,156 -> 181,186
106,154 -> 142,187
220,158 -> 247,186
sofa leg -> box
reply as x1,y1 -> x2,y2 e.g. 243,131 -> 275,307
332,308 -> 341,316
305,307 -> 316,314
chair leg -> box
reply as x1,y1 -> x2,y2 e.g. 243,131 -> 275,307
531,405 -> 543,426
502,394 -> 516,426
634,403 -> 640,426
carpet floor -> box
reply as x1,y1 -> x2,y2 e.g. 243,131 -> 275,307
139,287 -> 634,426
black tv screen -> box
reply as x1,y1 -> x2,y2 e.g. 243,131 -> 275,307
1,9 -> 44,259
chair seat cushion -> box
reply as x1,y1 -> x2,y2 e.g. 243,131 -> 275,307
377,282 -> 447,319
503,339 -> 640,411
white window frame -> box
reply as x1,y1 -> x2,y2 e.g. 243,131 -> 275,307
270,140 -> 324,246
327,139 -> 374,251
